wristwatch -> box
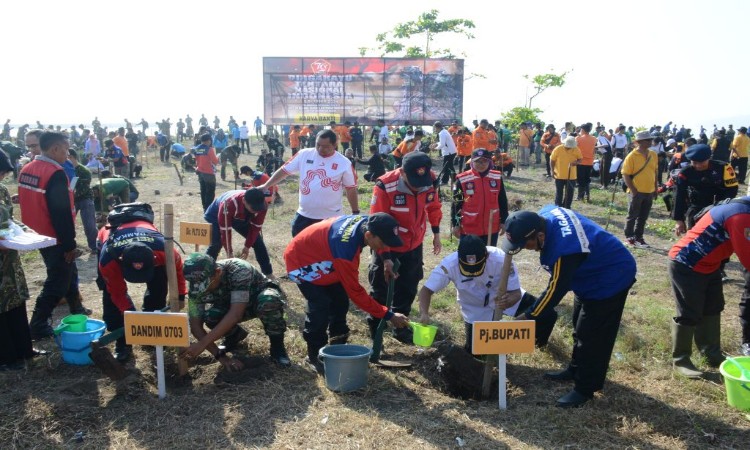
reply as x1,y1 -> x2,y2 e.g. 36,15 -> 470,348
214,349 -> 227,361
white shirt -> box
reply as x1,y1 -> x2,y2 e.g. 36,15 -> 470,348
378,143 -> 392,155
437,128 -> 457,156
611,133 -> 628,149
379,126 -> 389,143
281,147 -> 357,219
423,247 -> 522,323
239,126 -> 249,139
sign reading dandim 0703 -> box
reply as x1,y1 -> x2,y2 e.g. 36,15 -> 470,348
124,312 -> 190,347
472,321 -> 536,355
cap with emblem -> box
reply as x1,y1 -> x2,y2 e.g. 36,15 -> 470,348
471,148 -> 492,160
401,151 -> 433,188
120,242 -> 155,283
501,211 -> 545,254
458,235 -> 488,277
183,253 -> 217,296
366,213 -> 403,248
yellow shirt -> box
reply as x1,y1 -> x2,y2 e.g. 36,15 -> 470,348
732,134 -> 750,158
621,149 -> 658,193
550,145 -> 583,180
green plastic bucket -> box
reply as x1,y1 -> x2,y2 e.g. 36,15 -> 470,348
410,322 -> 438,347
53,314 -> 89,335
319,344 -> 372,392
719,356 -> 750,411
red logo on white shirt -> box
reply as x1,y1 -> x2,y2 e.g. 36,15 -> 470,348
300,169 -> 343,195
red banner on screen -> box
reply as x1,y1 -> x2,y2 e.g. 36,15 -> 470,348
263,57 -> 464,126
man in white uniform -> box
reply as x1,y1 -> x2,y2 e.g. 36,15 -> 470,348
417,234 -> 558,353
260,129 -> 359,236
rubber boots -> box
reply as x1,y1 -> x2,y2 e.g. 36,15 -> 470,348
306,346 -> 324,375
269,334 -> 290,367
220,326 -> 249,352
694,315 -> 725,368
328,332 -> 349,345
671,320 -> 703,378
367,318 -> 381,339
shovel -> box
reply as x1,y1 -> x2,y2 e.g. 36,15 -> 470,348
89,306 -> 170,381
370,260 -> 412,368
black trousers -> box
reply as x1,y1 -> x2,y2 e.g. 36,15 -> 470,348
240,138 -> 250,153
600,153 -> 613,187
569,283 -> 631,396
206,219 -> 273,275
576,165 -> 592,200
197,172 -> 216,212
368,245 -> 424,316
291,213 -> 322,237
544,153 -> 552,176
554,179 -> 575,208
31,245 -> 78,331
351,141 -> 363,158
670,260 -> 724,326
733,157 -> 748,184
101,265 -> 168,334
298,281 -> 351,353
0,305 -> 33,364
441,154 -> 457,183
741,268 -> 750,344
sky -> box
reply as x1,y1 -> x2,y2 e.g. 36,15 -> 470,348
3,0 -> 748,132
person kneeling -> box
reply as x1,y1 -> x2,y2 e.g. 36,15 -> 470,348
181,254 -> 290,369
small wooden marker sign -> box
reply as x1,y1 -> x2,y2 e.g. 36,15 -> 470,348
473,320 -> 536,410
179,222 -> 212,249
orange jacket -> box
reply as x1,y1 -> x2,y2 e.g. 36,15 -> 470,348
392,139 -> 419,158
457,135 -> 473,156
472,127 -> 491,150
540,132 -> 561,154
453,169 -> 508,235
289,129 -> 301,148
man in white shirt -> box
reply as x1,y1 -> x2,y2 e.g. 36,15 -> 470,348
417,234 -> 558,354
610,126 -> 629,158
259,129 -> 359,236
239,121 -> 250,155
432,121 -> 458,185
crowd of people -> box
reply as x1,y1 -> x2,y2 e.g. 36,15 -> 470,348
1,114 -> 750,410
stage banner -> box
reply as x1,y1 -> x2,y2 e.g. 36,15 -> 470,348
263,57 -> 464,126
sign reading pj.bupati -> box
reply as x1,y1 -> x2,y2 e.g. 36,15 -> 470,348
263,57 -> 464,126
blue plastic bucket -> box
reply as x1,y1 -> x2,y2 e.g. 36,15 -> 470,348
55,319 -> 106,365
319,344 -> 373,392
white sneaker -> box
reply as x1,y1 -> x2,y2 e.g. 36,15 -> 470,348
634,239 -> 650,249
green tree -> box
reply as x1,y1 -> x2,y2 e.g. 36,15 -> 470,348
359,9 -> 475,58
524,71 -> 569,108
499,107 -> 544,132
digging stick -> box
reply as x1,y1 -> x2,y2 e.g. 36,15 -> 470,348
487,209 -> 496,246
481,252 -> 514,398
371,260 -> 411,368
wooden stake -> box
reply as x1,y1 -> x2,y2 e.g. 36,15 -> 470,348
482,253 -> 514,398
173,163 -> 183,185
163,204 -> 188,376
487,209 -> 496,246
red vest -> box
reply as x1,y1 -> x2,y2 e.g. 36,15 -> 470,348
456,169 -> 503,236
18,159 -> 74,239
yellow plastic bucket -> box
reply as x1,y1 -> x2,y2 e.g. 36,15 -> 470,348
719,356 -> 750,411
410,323 -> 438,347
53,314 -> 89,335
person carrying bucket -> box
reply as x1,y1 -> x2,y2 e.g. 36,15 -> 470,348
668,197 -> 750,377
284,213 -> 410,374
417,235 -> 558,355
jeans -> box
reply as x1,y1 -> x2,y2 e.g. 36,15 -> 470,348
197,172 -> 216,212
75,198 -> 98,251
624,192 -> 654,239
206,219 -> 273,275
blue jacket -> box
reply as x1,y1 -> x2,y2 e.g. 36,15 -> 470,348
213,135 -> 228,150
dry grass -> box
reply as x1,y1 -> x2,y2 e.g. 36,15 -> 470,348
2,144 -> 750,449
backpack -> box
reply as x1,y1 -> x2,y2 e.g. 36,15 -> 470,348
107,202 -> 154,229
692,197 -> 750,224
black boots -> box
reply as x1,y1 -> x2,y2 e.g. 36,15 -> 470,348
544,365 -> 576,381
306,347 -> 324,375
694,315 -> 724,368
220,326 -> 249,352
67,292 -> 92,316
269,334 -> 290,367
114,337 -> 132,363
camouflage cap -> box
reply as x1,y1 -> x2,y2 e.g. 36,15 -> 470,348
183,253 -> 217,296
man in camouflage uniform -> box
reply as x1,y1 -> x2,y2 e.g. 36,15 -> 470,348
180,253 -> 290,368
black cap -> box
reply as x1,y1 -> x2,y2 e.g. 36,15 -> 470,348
458,235 -> 488,277
401,152 -> 433,188
366,213 -> 403,248
200,133 -> 212,142
433,121 -> 443,128
471,148 -> 492,159
244,188 -> 267,212
120,242 -> 155,283
501,211 -> 545,254
239,165 -> 252,175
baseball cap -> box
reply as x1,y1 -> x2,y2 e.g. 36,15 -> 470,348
471,148 -> 492,160
239,165 -> 252,175
366,213 -> 403,248
401,152 -> 433,188
244,188 -> 267,212
501,211 -> 545,254
183,253 -> 217,297
120,242 -> 155,283
458,235 -> 488,277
